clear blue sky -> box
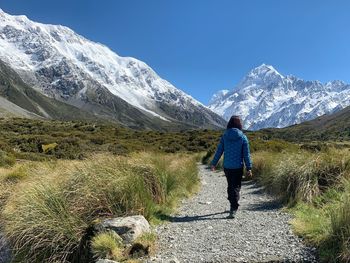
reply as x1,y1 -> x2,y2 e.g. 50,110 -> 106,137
1,1 -> 350,104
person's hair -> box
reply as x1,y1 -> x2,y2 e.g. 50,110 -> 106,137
227,115 -> 243,130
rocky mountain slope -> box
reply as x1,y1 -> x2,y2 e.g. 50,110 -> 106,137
0,59 -> 96,120
209,64 -> 350,130
0,9 -> 225,130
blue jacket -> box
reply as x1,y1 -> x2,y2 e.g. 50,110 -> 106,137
210,128 -> 252,170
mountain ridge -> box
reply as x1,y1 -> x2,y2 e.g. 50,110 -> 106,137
0,9 -> 225,130
209,64 -> 350,130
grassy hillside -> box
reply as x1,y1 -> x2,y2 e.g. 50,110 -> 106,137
260,105 -> 350,141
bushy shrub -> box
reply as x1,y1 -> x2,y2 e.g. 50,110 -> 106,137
250,138 -> 298,153
41,143 -> 58,154
107,143 -> 129,156
90,138 -> 105,145
0,150 -> 15,167
53,138 -> 84,159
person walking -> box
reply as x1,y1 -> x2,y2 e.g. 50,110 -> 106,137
210,115 -> 252,219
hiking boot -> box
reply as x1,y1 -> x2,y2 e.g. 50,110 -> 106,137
227,210 -> 236,219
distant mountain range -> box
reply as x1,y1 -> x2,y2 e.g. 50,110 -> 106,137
1,9 -> 349,132
0,9 -> 225,130
262,104 -> 350,141
209,64 -> 350,130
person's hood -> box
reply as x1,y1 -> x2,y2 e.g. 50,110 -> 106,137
223,128 -> 244,141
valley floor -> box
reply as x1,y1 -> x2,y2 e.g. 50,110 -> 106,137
152,165 -> 317,263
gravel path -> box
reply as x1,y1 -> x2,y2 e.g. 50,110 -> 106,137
151,165 -> 317,263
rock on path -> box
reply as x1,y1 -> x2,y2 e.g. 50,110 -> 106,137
151,165 -> 317,263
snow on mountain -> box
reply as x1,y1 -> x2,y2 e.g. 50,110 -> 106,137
208,64 -> 350,130
0,9 -> 225,128
209,89 -> 230,105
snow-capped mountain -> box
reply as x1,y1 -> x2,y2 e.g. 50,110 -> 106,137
0,9 -> 225,129
208,64 -> 350,130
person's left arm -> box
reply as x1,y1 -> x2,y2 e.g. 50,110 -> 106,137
242,135 -> 252,173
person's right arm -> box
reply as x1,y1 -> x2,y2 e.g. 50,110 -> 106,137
210,136 -> 224,170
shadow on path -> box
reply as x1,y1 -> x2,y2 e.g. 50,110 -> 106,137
244,199 -> 283,211
155,211 -> 230,223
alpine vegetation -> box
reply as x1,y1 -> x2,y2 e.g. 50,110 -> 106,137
252,148 -> 350,262
0,153 -> 199,262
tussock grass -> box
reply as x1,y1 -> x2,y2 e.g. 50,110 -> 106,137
253,148 -> 350,262
329,180 -> 350,262
4,166 -> 28,181
91,231 -> 124,261
252,149 -> 350,204
1,152 -> 199,262
128,232 -> 157,258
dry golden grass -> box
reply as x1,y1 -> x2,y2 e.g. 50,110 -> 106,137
253,148 -> 350,262
1,152 -> 199,262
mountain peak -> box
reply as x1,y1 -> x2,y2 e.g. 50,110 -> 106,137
237,63 -> 284,88
248,64 -> 283,78
209,65 -> 350,130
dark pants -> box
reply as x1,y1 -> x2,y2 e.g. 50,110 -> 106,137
224,168 -> 243,211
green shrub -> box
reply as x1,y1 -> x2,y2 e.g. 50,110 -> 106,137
107,143 -> 129,156
90,138 -> 105,145
41,143 -> 58,154
53,138 -> 84,159
0,150 -> 15,167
